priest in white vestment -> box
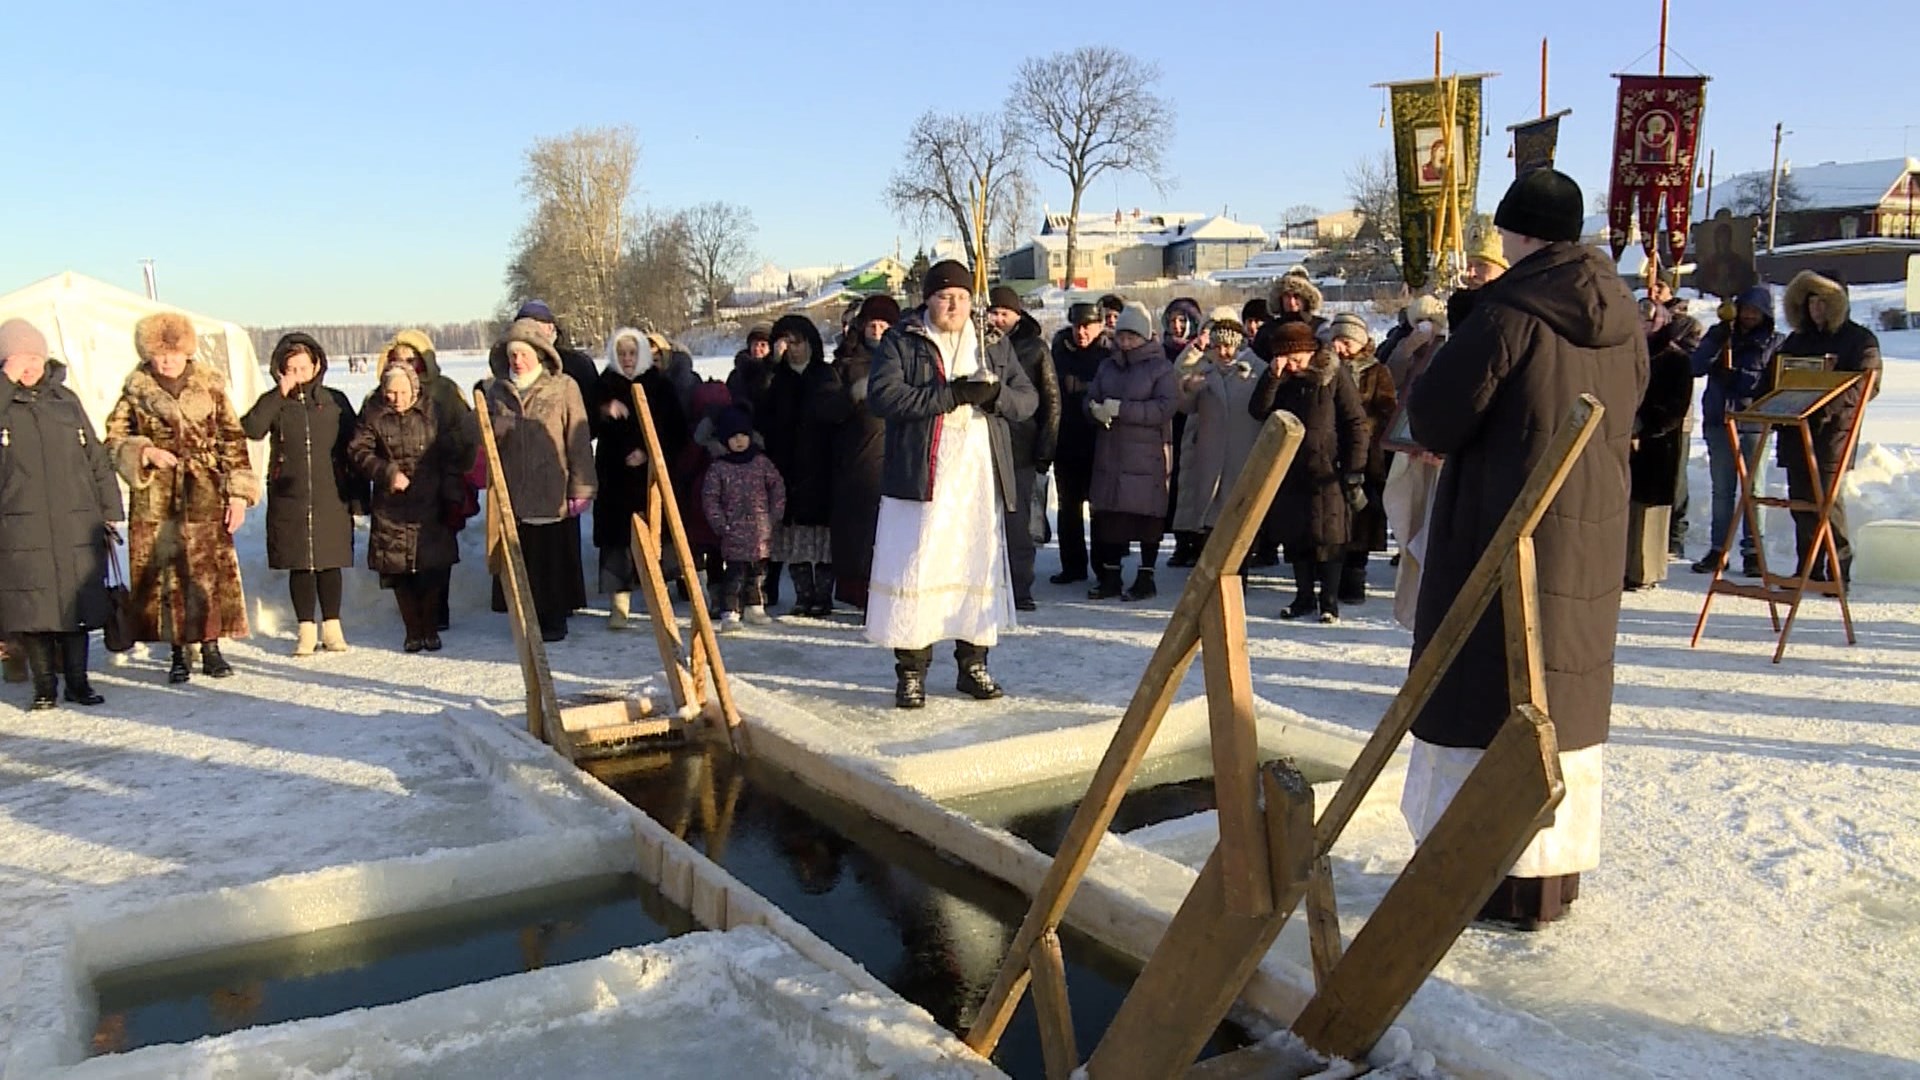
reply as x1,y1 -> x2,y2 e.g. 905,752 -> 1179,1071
865,260 -> 1039,708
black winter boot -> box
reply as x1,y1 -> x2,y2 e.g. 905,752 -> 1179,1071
1124,568 -> 1157,601
61,632 -> 104,706
1166,532 -> 1201,568
1280,562 -> 1318,620
787,563 -> 816,616
808,565 -> 836,616
201,640 -> 234,679
763,562 -> 784,607
168,645 -> 192,684
1087,565 -> 1125,600
955,643 -> 1005,701
1338,554 -> 1369,605
1317,559 -> 1344,624
894,649 -> 930,710
24,635 -> 57,710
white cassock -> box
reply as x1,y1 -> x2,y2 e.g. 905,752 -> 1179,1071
865,320 -> 1017,650
1401,740 -> 1604,877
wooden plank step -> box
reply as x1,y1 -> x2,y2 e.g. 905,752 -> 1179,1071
1187,1039 -> 1373,1079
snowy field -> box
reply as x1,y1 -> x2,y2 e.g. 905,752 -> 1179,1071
4,304 -> 1919,1077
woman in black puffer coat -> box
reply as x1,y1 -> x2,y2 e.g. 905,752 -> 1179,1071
242,333 -> 363,655
756,314 -> 839,615
349,363 -> 463,652
1249,320 -> 1370,623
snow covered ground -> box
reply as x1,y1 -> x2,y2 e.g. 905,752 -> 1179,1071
3,325 -> 1918,1077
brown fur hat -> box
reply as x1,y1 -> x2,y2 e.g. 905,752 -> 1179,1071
134,311 -> 197,363
1270,271 -> 1323,317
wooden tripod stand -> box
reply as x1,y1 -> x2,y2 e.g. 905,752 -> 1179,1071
964,396 -> 1604,1079
1690,369 -> 1872,663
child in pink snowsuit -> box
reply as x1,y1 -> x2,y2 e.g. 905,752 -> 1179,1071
700,407 -> 786,629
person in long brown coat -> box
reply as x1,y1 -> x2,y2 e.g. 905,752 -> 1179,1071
1248,321 -> 1370,623
1403,170 -> 1648,928
104,312 -> 259,684
484,319 -> 596,643
350,363 -> 464,652
1326,314 -> 1396,605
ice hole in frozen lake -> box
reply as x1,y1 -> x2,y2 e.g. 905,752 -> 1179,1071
595,746 -> 1254,1079
88,873 -> 691,1057
943,746 -> 1348,857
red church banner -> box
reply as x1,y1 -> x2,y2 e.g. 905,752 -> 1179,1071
1608,75 -> 1708,260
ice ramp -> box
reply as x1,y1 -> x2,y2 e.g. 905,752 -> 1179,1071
47,928 -> 1003,1080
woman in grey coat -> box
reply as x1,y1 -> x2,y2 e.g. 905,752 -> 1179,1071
0,320 -> 125,709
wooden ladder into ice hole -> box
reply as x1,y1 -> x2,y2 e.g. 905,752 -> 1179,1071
962,396 -> 1605,1079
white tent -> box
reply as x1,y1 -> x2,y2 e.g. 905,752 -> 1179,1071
0,271 -> 268,466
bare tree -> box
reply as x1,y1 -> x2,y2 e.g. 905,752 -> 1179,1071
616,209 -> 697,332
1006,46 -> 1172,288
682,201 -> 757,319
884,110 -> 1034,271
503,125 -> 638,347
1346,150 -> 1399,247
1727,170 -> 1805,218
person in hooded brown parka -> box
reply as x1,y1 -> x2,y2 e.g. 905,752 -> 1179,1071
1403,169 -> 1649,929
350,361 -> 465,652
242,333 -> 364,656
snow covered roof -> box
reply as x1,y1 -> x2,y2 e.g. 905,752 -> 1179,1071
1041,210 -> 1208,237
1697,157 -> 1919,220
1160,214 -> 1269,244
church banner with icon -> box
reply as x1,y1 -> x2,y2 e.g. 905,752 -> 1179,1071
1389,76 -> 1484,289
1607,75 -> 1708,260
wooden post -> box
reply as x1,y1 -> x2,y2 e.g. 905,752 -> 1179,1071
964,412 -> 1306,1057
1200,577 -> 1271,917
1501,538 -> 1548,713
1029,930 -> 1078,1080
473,387 -> 572,759
631,514 -> 699,713
1315,395 -> 1602,852
1290,706 -> 1564,1061
1083,762 -> 1313,1079
1304,855 -> 1343,989
1539,37 -> 1548,118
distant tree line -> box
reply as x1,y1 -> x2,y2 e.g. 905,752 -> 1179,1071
246,321 -> 494,362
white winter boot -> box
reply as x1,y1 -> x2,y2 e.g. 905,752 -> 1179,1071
320,619 -> 350,653
743,604 -> 772,626
293,622 -> 319,657
608,592 -> 633,630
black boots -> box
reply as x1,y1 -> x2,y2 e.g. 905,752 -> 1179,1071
1166,532 -> 1203,568
895,645 -> 1004,707
788,563 -> 816,616
1124,568 -> 1157,601
810,565 -> 836,617
200,640 -> 234,678
168,645 -> 192,684
61,632 -> 103,706
1087,565 -> 1125,600
1281,561 -> 1342,624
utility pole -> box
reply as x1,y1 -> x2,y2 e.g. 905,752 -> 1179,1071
138,258 -> 158,300
1767,122 -> 1785,252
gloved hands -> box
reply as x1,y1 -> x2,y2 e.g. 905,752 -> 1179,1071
565,496 -> 591,519
949,377 -> 1001,412
1343,473 -> 1368,514
1088,399 -> 1121,427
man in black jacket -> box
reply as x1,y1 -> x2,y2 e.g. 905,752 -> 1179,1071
1775,270 -> 1882,582
1048,303 -> 1109,583
986,286 -> 1060,611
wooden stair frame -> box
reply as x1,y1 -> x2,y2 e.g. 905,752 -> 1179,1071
963,396 -> 1606,1079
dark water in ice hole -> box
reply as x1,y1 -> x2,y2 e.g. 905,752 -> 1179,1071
946,746 -> 1348,857
90,872 -> 690,1056
598,746 -> 1253,1079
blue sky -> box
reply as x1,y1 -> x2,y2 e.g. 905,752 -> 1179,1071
5,0 -> 1912,325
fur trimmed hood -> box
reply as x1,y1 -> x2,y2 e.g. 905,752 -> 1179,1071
1784,270 -> 1851,334
490,318 -> 563,379
1271,273 -> 1323,317
133,311 -> 197,363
